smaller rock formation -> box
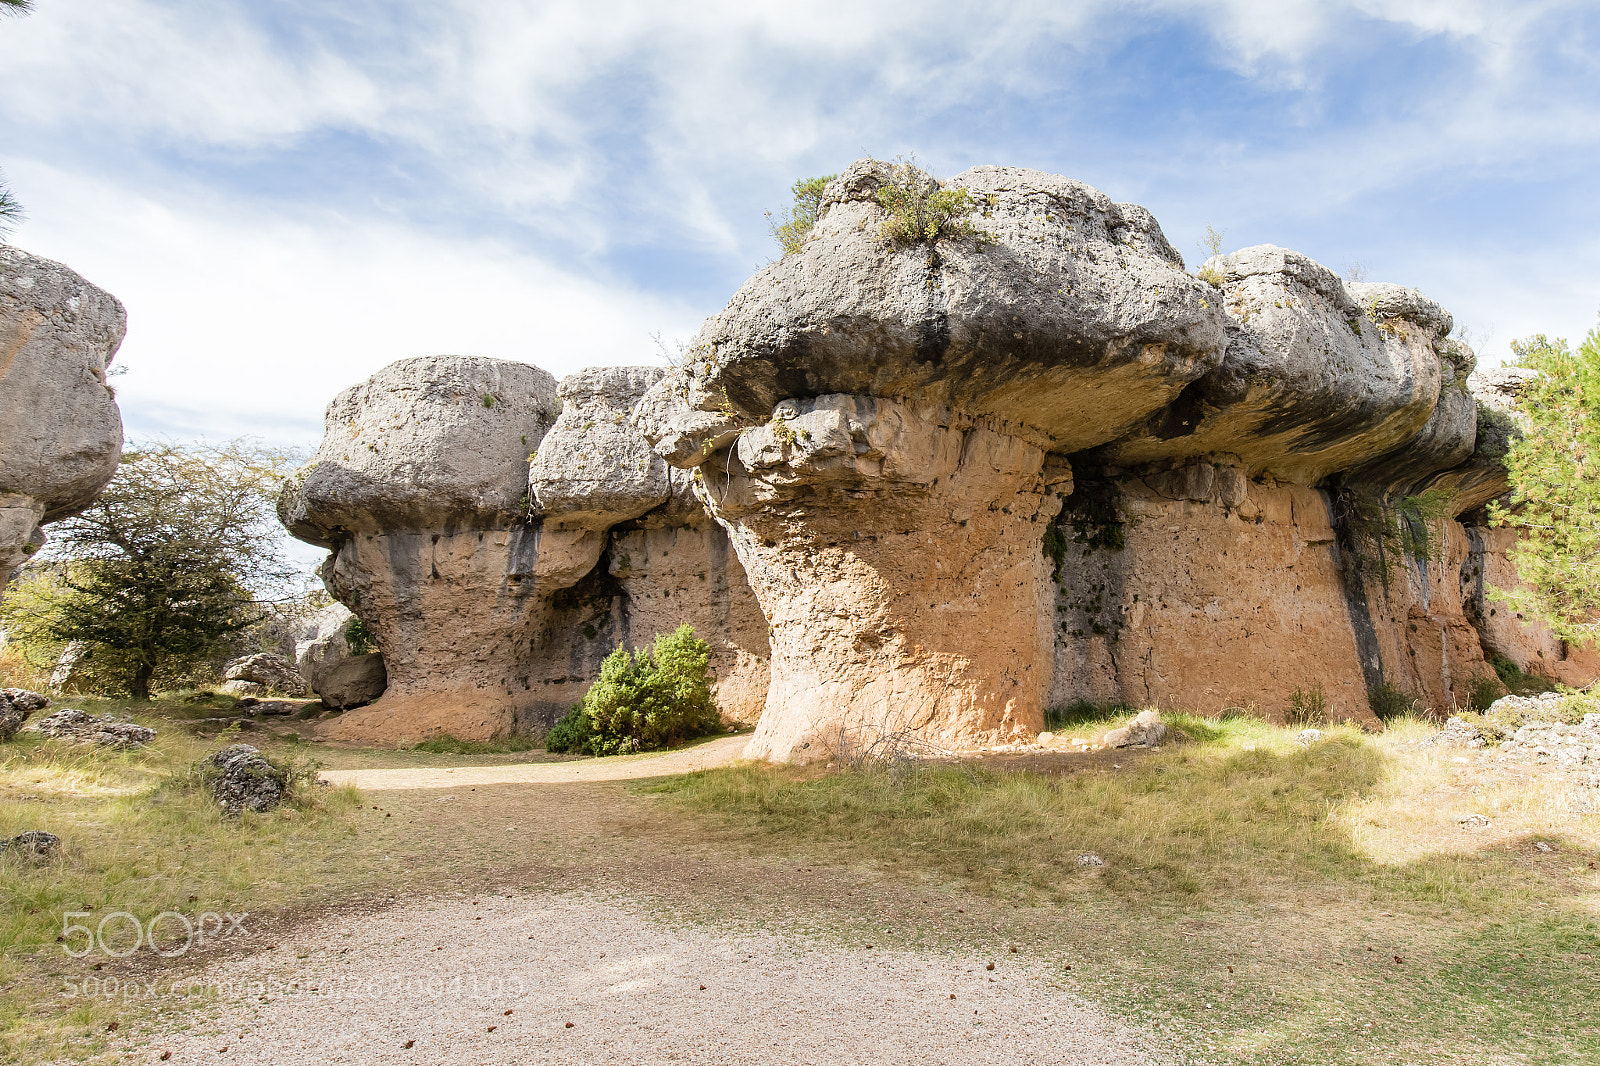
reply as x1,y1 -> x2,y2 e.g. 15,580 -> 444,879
0,688 -> 48,740
279,355 -> 561,738
294,600 -> 354,691
31,708 -> 155,748
222,652 -> 309,697
1102,709 -> 1166,748
315,653 -> 387,710
0,829 -> 61,863
1,248 -> 125,590
201,744 -> 285,813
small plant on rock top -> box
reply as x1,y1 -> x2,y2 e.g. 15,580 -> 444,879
767,174 -> 837,256
873,159 -> 986,247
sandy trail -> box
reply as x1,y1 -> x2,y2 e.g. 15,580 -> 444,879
317,734 -> 751,791
132,893 -> 1166,1065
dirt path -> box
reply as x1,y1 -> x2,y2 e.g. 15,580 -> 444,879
317,735 -> 751,791
131,893 -> 1165,1065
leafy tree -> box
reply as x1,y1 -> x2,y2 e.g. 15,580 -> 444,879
766,174 -> 836,256
1489,324 -> 1600,647
0,441 -> 307,699
546,625 -> 719,755
0,1 -> 34,12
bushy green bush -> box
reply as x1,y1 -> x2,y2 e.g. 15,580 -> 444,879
1368,681 -> 1420,720
546,625 -> 720,755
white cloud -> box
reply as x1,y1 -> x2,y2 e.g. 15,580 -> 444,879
6,162 -> 703,450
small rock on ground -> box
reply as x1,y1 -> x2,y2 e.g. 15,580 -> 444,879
202,744 -> 287,814
0,829 -> 61,863
30,708 -> 155,748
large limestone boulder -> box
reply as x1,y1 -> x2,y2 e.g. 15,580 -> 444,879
0,248 -> 125,589
638,160 -> 1229,760
222,652 -> 309,696
1107,250 -> 1456,485
315,652 -> 387,710
279,355 -> 558,545
279,356 -> 560,740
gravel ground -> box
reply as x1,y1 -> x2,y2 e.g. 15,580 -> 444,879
126,893 -> 1168,1065
317,734 -> 752,791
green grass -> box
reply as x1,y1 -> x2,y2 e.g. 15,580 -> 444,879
408,733 -> 544,755
658,714 -> 1600,1064
0,695 -> 364,1061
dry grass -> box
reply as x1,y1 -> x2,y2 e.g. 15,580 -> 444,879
659,713 -> 1600,1065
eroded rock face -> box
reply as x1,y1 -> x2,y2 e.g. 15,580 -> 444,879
282,357 -> 771,742
222,653 -> 309,697
280,356 -> 560,740
529,366 -> 671,586
696,395 -> 1064,759
1107,251 -> 1454,484
640,160 -> 1227,758
0,248 -> 125,589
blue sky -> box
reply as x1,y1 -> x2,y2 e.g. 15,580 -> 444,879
3,0 -> 1598,452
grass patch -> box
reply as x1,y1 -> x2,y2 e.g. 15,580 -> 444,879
0,695 -> 364,1061
409,734 -> 544,755
659,712 -> 1600,1064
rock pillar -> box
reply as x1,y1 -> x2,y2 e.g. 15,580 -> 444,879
699,395 -> 1067,761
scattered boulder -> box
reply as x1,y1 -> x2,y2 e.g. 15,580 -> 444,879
220,680 -> 266,698
222,652 -> 309,697
294,600 -> 355,691
1497,714 -> 1600,767
1103,710 -> 1167,748
1076,854 -> 1106,868
0,688 -> 48,741
0,829 -> 61,863
31,708 -> 155,748
200,744 -> 286,814
0,247 -> 126,593
314,652 -> 387,710
1295,728 -> 1327,746
236,698 -> 301,717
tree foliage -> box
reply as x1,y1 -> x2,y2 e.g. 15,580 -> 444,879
766,173 -> 836,256
0,441 -> 306,698
546,624 -> 719,755
1489,325 -> 1600,647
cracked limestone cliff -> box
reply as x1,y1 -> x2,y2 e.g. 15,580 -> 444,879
0,247 -> 125,590
636,159 -> 1230,760
279,355 -> 560,740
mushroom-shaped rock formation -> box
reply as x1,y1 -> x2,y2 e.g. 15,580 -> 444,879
638,160 -> 1230,761
0,248 -> 125,589
529,366 -> 672,586
1106,251 -> 1458,485
278,355 -> 560,740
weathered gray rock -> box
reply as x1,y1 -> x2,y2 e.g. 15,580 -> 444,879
294,600 -> 355,691
31,708 -> 155,748
0,247 -> 126,590
637,160 -> 1226,760
220,680 -> 267,698
2,688 -> 50,713
201,744 -> 286,813
653,159 -> 1226,455
0,829 -> 61,863
1108,250 -> 1454,484
1103,709 -> 1166,748
278,355 -> 560,546
222,652 -> 308,696
0,688 -> 48,740
529,366 -> 675,585
314,652 -> 387,710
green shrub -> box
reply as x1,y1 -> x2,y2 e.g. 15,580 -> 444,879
767,174 -> 837,256
545,706 -> 593,754
344,615 -> 377,654
548,625 -> 720,756
1368,681 -> 1419,721
1285,685 -> 1328,727
873,159 -> 986,247
1467,676 -> 1506,712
